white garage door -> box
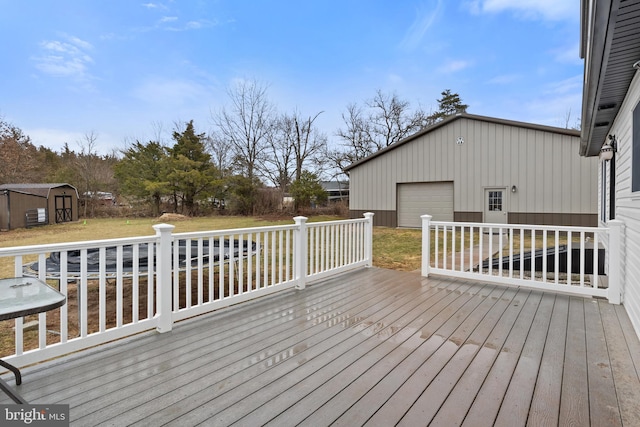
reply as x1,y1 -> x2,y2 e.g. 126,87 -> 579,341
397,182 -> 454,227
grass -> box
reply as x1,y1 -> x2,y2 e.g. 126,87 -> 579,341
0,216 -> 332,248
0,216 -> 426,273
372,227 -> 422,271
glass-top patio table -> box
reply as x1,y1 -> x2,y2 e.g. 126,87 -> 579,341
0,277 -> 66,404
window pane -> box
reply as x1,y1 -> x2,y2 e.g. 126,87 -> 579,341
488,191 -> 502,211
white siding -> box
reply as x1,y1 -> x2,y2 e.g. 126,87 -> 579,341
606,70 -> 640,337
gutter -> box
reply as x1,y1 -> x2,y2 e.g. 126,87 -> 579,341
580,0 -> 619,156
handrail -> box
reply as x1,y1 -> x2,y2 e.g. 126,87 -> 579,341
0,214 -> 375,368
421,215 -> 623,304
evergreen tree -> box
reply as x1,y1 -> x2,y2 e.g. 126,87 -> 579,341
289,171 -> 327,209
429,89 -> 468,123
114,141 -> 170,216
167,121 -> 221,215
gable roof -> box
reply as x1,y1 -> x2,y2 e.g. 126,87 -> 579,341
580,0 -> 640,156
344,113 -> 580,172
0,183 -> 78,198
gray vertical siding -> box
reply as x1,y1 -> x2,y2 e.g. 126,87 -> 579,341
348,115 -> 598,227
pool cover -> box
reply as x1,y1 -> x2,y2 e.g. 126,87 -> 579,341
22,239 -> 258,278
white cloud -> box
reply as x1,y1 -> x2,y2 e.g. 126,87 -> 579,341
26,127 -> 121,155
388,73 -> 404,84
437,59 -> 472,73
400,0 -> 444,51
465,0 -> 576,21
132,77 -> 211,107
156,18 -> 216,32
142,2 -> 168,10
544,74 -> 583,95
33,35 -> 94,80
26,128 -> 84,151
185,21 -> 204,30
551,43 -> 582,65
521,75 -> 583,127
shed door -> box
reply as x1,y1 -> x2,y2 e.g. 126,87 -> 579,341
55,195 -> 73,223
397,182 -> 454,227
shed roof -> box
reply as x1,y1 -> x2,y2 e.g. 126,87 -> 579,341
580,0 -> 640,156
344,113 -> 579,172
0,183 -> 78,198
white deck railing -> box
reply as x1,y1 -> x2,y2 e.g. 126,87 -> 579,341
421,215 -> 623,304
0,214 -> 373,368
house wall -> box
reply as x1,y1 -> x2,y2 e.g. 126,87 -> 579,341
605,70 -> 640,337
349,116 -> 598,227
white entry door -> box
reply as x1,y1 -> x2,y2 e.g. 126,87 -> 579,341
484,188 -> 508,224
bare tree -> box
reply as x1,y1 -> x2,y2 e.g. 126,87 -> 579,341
206,132 -> 234,178
367,90 -> 428,149
290,111 -> 327,182
76,131 -> 116,217
335,102 -> 374,162
332,90 -> 429,176
213,79 -> 276,181
561,108 -> 581,130
266,110 -> 327,190
264,122 -> 295,190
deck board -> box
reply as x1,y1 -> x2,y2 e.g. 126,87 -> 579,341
559,297 -> 590,426
584,299 -> 623,426
1,267 -> 639,426
430,289 -> 539,427
366,285 -> 509,426
324,281 -> 487,426
600,302 -> 640,425
526,294 -> 568,426
463,292 -> 556,427
232,277 -> 458,426
263,279 -> 473,427
397,287 -> 520,425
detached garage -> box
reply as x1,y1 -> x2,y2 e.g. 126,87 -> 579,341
346,114 -> 598,228
0,183 -> 79,230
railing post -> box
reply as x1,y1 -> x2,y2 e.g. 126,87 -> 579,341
153,223 -> 175,332
421,215 -> 432,277
607,220 -> 624,304
294,216 -> 308,290
363,212 -> 375,267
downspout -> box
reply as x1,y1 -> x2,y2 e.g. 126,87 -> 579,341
610,148 -> 616,220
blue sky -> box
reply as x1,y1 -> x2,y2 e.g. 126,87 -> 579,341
0,0 -> 582,155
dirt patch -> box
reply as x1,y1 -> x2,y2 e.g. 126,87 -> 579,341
157,213 -> 189,222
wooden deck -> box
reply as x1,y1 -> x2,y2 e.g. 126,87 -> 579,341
2,267 -> 640,426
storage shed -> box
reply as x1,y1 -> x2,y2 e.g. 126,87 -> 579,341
346,113 -> 598,228
0,183 -> 79,230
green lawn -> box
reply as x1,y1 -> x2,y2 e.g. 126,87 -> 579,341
0,216 -> 424,273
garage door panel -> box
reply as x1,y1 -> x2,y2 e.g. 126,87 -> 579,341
397,182 -> 453,227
